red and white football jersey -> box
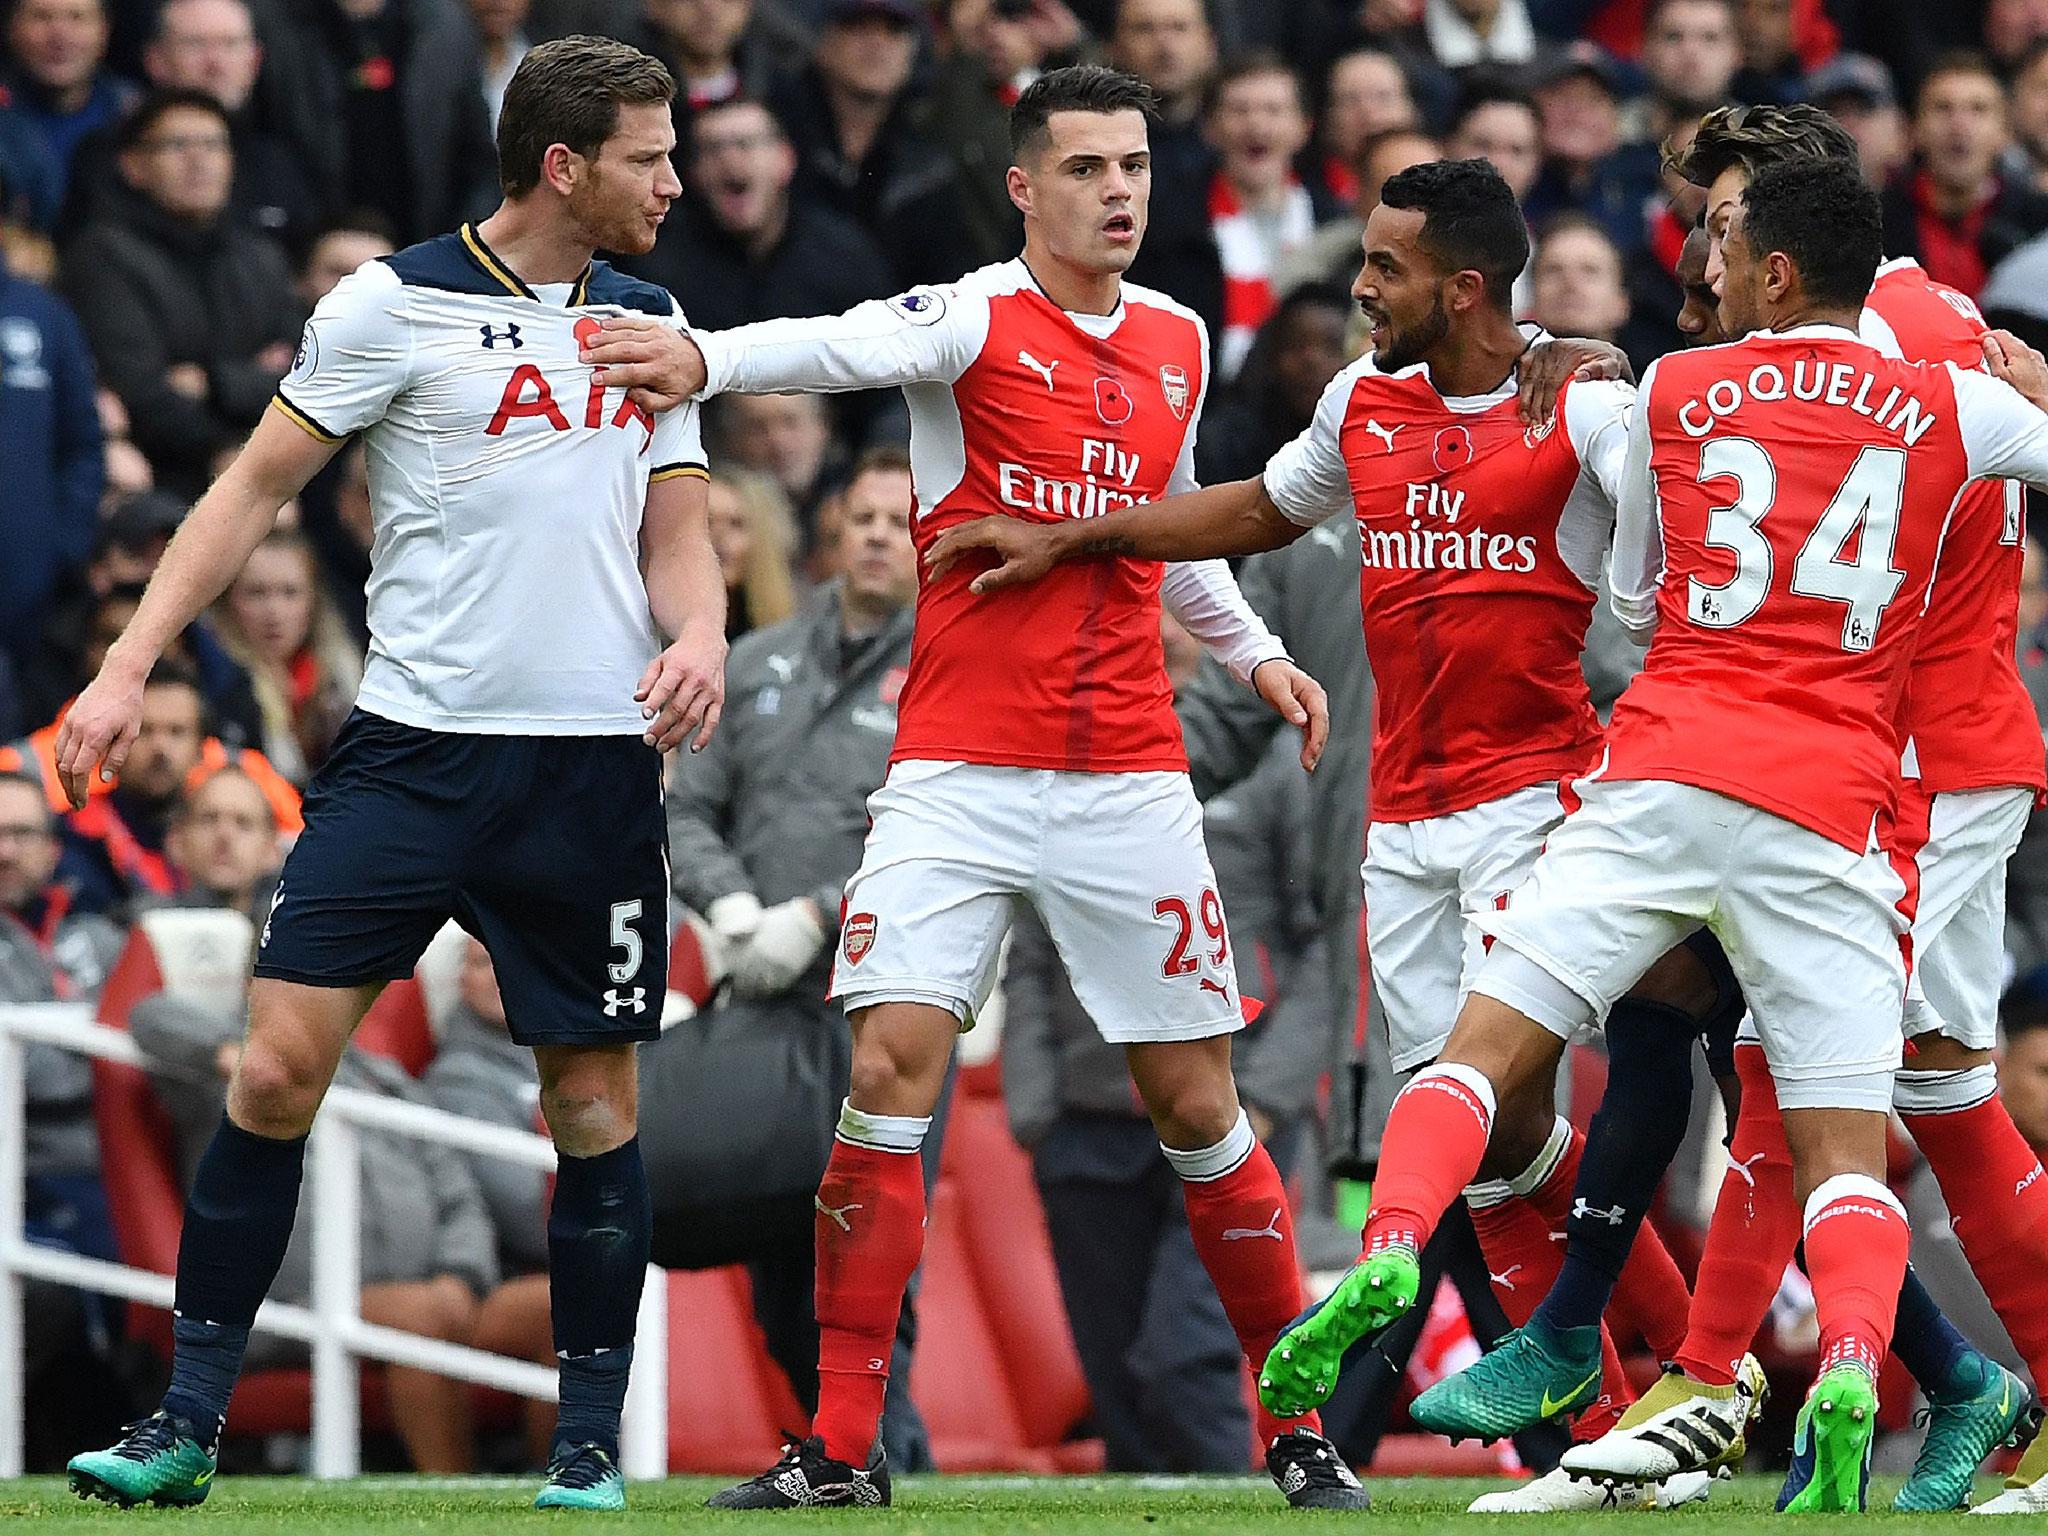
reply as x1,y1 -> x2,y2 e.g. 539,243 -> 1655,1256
1608,323 -> 2048,851
695,261 -> 1283,774
1262,349 -> 1631,822
1862,258 -> 2047,799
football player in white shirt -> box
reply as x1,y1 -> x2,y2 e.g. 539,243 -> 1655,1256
60,37 -> 722,1514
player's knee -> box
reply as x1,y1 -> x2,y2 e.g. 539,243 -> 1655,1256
846,1012 -> 951,1115
539,1082 -> 634,1158
228,1040 -> 326,1136
1146,1078 -> 1242,1151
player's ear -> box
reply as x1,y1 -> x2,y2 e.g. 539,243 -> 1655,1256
1006,163 -> 1033,219
1447,269 -> 1487,316
539,141 -> 581,198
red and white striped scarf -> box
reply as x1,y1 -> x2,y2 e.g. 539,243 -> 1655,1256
1209,171 -> 1318,379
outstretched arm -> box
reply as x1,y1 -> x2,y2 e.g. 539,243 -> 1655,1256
925,475 -> 1307,593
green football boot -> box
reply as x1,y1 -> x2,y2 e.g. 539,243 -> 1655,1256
1259,1244 -> 1420,1419
535,1443 -> 626,1511
67,1410 -> 218,1508
1783,1363 -> 1879,1513
1411,1314 -> 1605,1442
1896,1358 -> 2041,1512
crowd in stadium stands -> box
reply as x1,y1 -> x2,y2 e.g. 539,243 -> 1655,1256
11,0 -> 2048,1480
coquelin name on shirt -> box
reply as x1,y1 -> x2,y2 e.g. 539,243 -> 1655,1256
1677,360 -> 1936,445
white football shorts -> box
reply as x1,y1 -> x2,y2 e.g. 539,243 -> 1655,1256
1899,785 -> 2032,1052
1471,776 -> 1909,1113
1364,780 -> 1592,1073
829,760 -> 1244,1043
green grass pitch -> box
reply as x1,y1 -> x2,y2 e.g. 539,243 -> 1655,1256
2,1473 -> 2021,1531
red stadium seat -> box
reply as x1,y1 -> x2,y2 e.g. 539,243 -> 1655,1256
663,1268 -> 796,1472
667,918 -> 715,1009
354,977 -> 434,1075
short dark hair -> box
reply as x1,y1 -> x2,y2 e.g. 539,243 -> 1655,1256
497,35 -> 675,198
1667,103 -> 1859,187
1738,157 -> 1881,312
850,443 -> 913,482
2002,965 -> 2048,1040
1377,158 -> 1529,312
310,207 -> 400,250
1010,64 -> 1158,162
117,87 -> 231,154
1916,49 -> 2004,114
145,657 -> 205,698
0,769 -> 53,830
1450,80 -> 1538,139
1203,49 -> 1303,118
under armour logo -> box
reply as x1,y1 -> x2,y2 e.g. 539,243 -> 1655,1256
1222,1207 -> 1284,1242
766,653 -> 797,681
1362,418 -> 1400,454
260,882 -> 284,948
1489,1263 -> 1523,1292
816,1197 -> 862,1233
601,987 -> 646,1016
480,322 -> 524,349
1571,1198 -> 1625,1226
1018,349 -> 1059,392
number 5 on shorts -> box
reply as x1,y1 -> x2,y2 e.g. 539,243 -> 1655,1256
608,899 -> 643,984
1154,889 -> 1228,979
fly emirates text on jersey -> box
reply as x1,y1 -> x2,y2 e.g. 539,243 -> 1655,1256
997,438 -> 1149,519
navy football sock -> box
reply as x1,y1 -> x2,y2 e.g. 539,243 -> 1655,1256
1890,1262 -> 1981,1400
163,1114 -> 308,1432
549,1137 -> 651,1460
1533,997 -> 1698,1338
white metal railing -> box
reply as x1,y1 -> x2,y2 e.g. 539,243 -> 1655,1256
0,1003 -> 667,1480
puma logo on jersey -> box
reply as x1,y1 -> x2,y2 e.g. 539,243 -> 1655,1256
1018,349 -> 1060,392
1728,1150 -> 1767,1188
1489,1263 -> 1522,1292
1362,418 -> 1401,454
1198,977 -> 1229,998
479,322 -> 524,349
1222,1207 -> 1285,1242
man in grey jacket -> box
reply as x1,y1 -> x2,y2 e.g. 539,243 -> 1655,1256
127,771 -> 501,1472
650,446 -> 941,1468
1,768 -> 126,1465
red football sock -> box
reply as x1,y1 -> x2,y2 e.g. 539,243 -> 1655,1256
1520,1124 -> 1693,1362
1673,1045 -> 1797,1387
1902,1093 -> 2048,1385
1362,1067 -> 1495,1256
1178,1130 -> 1322,1443
1802,1175 -> 1911,1378
1466,1188 -> 1634,1437
812,1137 -> 926,1465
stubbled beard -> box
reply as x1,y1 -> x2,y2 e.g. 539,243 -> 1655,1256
1374,291 -> 1450,372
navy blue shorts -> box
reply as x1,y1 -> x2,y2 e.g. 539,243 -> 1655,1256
254,709 -> 670,1046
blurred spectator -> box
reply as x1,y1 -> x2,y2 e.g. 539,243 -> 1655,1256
296,207 -> 396,306
770,0 -> 978,288
1881,52 -> 2048,299
208,527 -> 364,784
1811,52 -> 1909,189
61,0 -> 322,250
422,938 -> 557,1465
1730,0 -> 1801,104
624,96 -> 894,329
1116,0 -> 1223,334
1626,0 -> 1740,149
1446,82 -> 1541,201
1196,284 -> 1349,486
0,766 -> 126,1467
96,387 -> 152,498
1524,44 -> 1662,255
652,445 -> 935,1469
2003,984 -> 2048,1156
1,0 -> 135,208
1274,123 -> 1437,297
1109,0 -> 1215,144
251,0 -> 497,245
1422,0 -> 1538,72
1530,212 -> 1630,346
465,0 -> 529,129
707,469 -> 800,641
922,0 -> 1085,266
1315,48 -> 1417,205
60,88 -> 303,497
1200,53 -> 1319,378
2007,39 -> 2048,199
159,761 -> 279,911
0,215 -> 101,672
1002,615 -> 1326,1474
705,390 -> 846,537
631,0 -> 810,120
127,858 -> 503,1471
1986,0 -> 2048,74
12,493 -> 174,729
0,89 -> 66,232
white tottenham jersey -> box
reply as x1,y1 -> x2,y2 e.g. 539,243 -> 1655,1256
275,223 -> 706,735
